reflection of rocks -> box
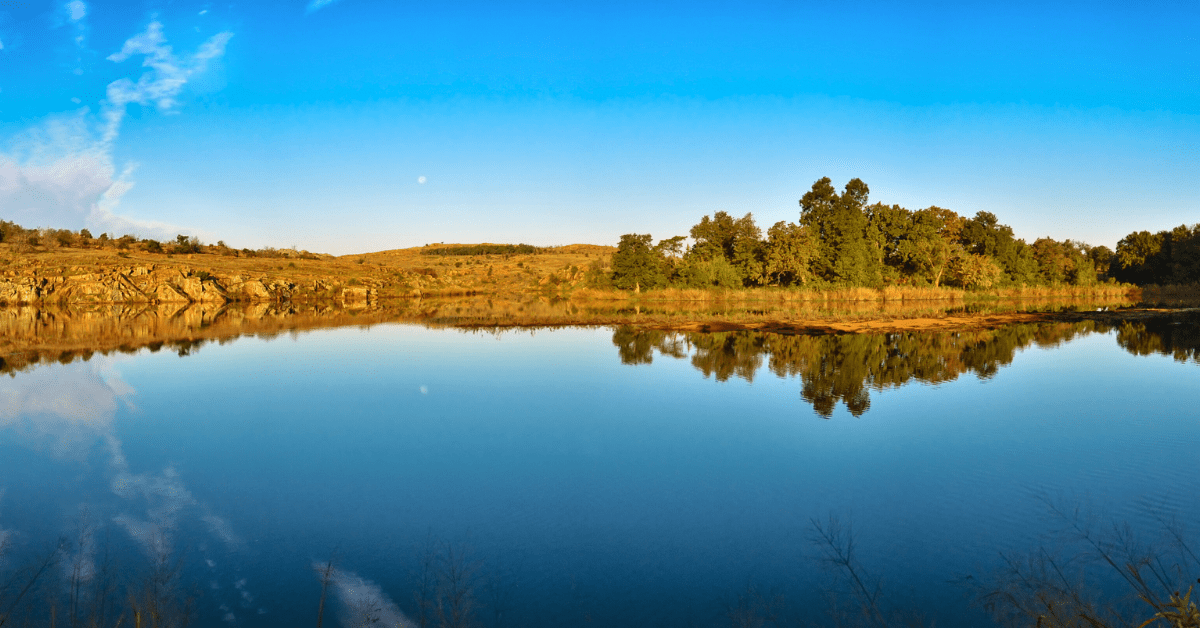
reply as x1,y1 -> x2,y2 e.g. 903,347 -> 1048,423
0,302 -> 423,375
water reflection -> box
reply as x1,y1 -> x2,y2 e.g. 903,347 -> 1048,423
0,315 -> 1196,627
0,356 -> 130,458
0,357 -> 254,625
0,296 -> 1142,376
1116,313 -> 1200,364
613,313 -> 1199,417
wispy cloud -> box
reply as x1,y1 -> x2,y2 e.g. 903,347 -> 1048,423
0,20 -> 231,239
60,0 -> 90,71
306,0 -> 342,14
104,21 -> 233,142
66,0 -> 87,22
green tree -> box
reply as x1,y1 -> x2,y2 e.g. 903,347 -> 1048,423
800,177 -> 879,285
959,211 -> 1038,285
653,235 -> 687,281
687,211 -> 764,285
948,250 -> 1004,289
611,233 -> 667,291
762,221 -> 817,286
865,202 -> 914,283
1113,230 -> 1163,284
1087,245 -> 1114,278
678,256 -> 744,288
888,207 -> 962,286
174,234 -> 201,254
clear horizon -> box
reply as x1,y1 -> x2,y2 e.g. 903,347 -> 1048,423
1,0 -> 1197,256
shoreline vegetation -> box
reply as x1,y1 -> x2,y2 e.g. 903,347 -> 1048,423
1,176 -> 1198,311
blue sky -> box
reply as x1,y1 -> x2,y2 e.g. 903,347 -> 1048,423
0,0 -> 1196,255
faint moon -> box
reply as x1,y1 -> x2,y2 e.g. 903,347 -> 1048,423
417,176 -> 427,184
419,385 -> 428,394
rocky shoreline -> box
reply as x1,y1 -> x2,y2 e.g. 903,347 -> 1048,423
0,263 -> 379,305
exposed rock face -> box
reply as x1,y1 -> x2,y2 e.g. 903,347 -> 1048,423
176,276 -> 230,303
225,278 -> 273,301
340,286 -> 375,301
0,279 -> 43,304
0,265 -> 293,305
0,254 -> 465,305
153,283 -> 191,303
63,274 -> 149,304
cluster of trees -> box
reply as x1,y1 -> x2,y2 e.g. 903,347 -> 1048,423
0,219 -> 320,259
421,243 -> 545,256
1110,224 -> 1200,285
612,177 -> 1194,290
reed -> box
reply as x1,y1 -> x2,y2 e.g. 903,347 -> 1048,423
1140,283 -> 1200,299
987,283 -> 1139,299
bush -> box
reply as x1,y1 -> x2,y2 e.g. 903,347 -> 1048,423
173,234 -> 201,254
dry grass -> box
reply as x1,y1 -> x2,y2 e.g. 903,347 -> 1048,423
0,242 -> 615,301
1139,283 -> 1200,307
986,284 -> 1139,299
580,284 -> 1133,305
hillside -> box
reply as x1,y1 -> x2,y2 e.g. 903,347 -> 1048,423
0,242 -> 615,306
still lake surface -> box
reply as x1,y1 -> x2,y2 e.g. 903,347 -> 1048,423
1,318 -> 1197,627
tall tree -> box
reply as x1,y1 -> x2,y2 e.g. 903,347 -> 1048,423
611,234 -> 667,291
762,221 -> 817,286
959,211 -> 1038,285
800,178 -> 879,285
1113,230 -> 1164,284
687,211 -> 763,286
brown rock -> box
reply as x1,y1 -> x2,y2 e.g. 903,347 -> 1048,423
153,283 -> 190,303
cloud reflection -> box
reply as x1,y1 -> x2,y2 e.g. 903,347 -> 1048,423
0,358 -> 131,459
316,563 -> 417,628
0,358 -> 254,621
0,489 -> 12,562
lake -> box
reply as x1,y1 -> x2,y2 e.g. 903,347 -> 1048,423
0,311 -> 1197,627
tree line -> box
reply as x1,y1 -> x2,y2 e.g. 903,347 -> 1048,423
421,244 -> 546,256
611,177 -> 1198,290
0,219 -> 320,259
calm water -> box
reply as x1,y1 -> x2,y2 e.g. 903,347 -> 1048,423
0,319 -> 1197,627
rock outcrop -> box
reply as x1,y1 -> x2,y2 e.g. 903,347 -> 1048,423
0,265 -> 293,306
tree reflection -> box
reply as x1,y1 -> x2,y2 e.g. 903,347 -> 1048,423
1115,312 -> 1200,364
611,319 -> 1200,418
